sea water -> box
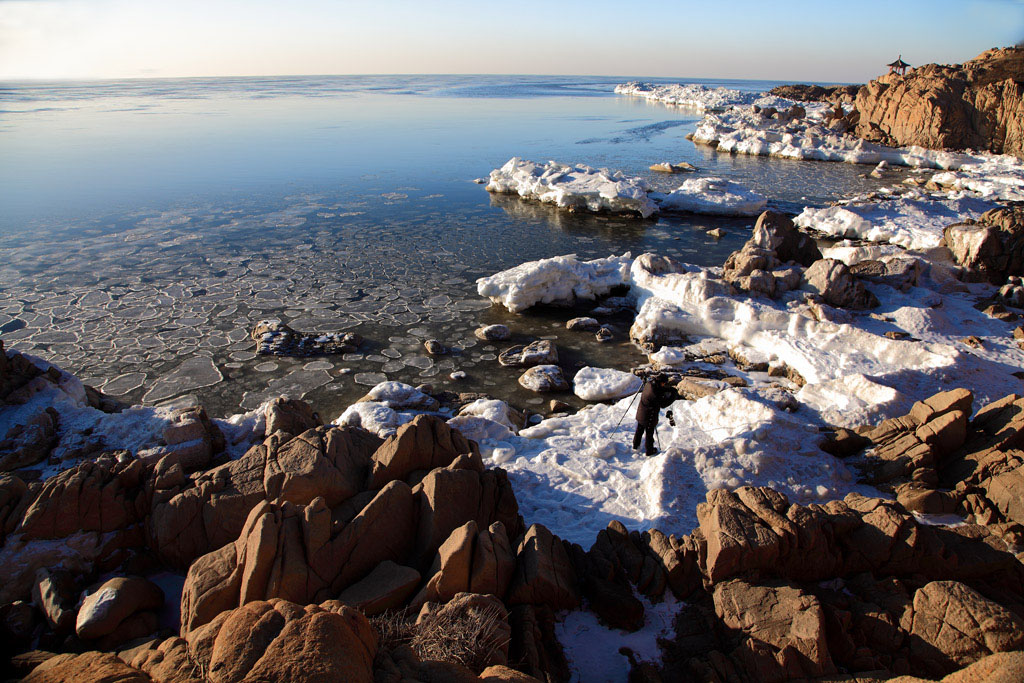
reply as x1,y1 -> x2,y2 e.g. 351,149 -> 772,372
0,74 -> 887,417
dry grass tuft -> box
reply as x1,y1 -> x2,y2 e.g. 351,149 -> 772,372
410,601 -> 510,673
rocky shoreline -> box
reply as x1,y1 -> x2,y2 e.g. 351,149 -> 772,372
3,48 -> 1024,682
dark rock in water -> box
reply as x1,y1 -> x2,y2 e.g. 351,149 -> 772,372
518,365 -> 568,393
594,326 -> 614,343
251,320 -> 361,357
565,317 -> 600,332
475,324 -> 511,341
423,339 -> 446,355
499,340 -> 558,367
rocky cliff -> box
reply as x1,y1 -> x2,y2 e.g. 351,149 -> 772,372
853,47 -> 1024,158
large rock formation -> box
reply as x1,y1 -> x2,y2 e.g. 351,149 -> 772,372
854,47 -> 1024,157
7,360 -> 1024,683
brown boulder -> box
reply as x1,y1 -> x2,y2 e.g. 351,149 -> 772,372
944,206 -> 1024,283
19,456 -> 148,541
186,599 -> 376,683
804,258 -> 879,309
0,407 -> 57,472
121,636 -> 204,683
713,578 -> 836,681
181,482 -> 418,634
32,568 -> 78,633
76,576 -> 164,642
748,211 -> 822,266
413,464 -> 521,568
905,580 -> 1024,676
337,560 -> 420,616
412,520 -> 514,607
368,415 -> 481,489
264,426 -> 376,507
506,524 -> 580,610
264,396 -> 322,437
22,651 -> 152,682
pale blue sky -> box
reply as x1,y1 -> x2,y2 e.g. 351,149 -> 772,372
1,0 -> 1021,81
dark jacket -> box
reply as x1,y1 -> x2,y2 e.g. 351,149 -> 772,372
636,380 -> 676,424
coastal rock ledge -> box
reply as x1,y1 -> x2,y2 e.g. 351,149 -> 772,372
854,46 -> 1024,158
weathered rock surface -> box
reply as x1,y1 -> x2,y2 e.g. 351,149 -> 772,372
367,414 -> 480,489
854,47 -> 1024,158
187,599 -> 377,683
150,424 -> 382,570
944,205 -> 1024,283
75,576 -> 164,649
804,258 -> 880,309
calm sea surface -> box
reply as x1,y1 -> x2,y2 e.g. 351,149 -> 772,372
0,75 -> 885,416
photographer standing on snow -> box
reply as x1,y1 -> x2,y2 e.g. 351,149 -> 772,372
633,374 -> 677,457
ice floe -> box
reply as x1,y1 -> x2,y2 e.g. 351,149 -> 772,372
652,177 -> 767,217
573,366 -> 642,402
476,253 -> 632,314
614,82 -> 812,114
486,157 -> 657,218
484,157 -> 769,219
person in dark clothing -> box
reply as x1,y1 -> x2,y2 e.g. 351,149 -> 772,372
633,375 -> 677,456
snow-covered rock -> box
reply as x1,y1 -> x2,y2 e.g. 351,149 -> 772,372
456,398 -> 520,433
476,253 -> 632,314
506,386 -> 864,545
652,177 -> 767,216
573,367 -> 642,402
626,254 -> 1024,427
360,381 -> 437,410
518,365 -> 569,392
446,415 -> 514,442
334,401 -> 400,437
486,157 -> 657,218
795,196 -> 997,250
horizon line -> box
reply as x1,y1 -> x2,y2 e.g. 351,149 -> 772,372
0,72 -> 863,86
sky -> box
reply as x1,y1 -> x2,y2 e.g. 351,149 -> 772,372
1,0 -> 1022,82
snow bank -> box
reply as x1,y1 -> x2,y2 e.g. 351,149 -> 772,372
692,108 -> 972,168
573,367 -> 642,402
652,177 -> 767,216
476,252 -> 632,314
794,195 -> 997,250
506,385 -> 863,545
486,157 -> 657,218
0,351 -> 265,479
615,82 -> 760,111
927,153 -> 1024,202
614,82 -> 816,115
627,256 -> 1024,426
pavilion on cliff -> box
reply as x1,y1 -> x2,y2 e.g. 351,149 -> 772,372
887,55 -> 910,76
